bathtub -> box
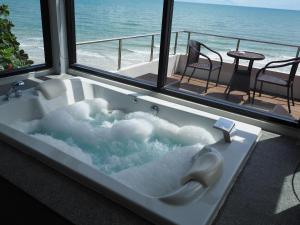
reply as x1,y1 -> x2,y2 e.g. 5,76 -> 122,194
0,77 -> 261,225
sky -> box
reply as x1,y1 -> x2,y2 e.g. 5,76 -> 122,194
176,0 -> 300,11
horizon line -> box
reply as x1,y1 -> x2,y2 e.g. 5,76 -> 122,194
174,1 -> 300,12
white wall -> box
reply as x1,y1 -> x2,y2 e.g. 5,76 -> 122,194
118,55 -> 179,78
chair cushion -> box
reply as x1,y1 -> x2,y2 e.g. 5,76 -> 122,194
188,62 -> 221,71
257,73 -> 288,86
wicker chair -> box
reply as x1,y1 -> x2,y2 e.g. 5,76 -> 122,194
180,40 -> 223,93
252,57 -> 300,113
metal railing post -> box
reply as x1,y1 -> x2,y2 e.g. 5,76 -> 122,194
174,32 -> 178,55
296,47 -> 300,58
118,39 -> 122,70
234,39 -> 241,64
236,39 -> 241,51
186,32 -> 191,54
150,35 -> 154,61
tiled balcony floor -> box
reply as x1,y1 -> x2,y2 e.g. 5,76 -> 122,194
137,73 -> 300,121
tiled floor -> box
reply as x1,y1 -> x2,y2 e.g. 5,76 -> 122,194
0,176 -> 74,225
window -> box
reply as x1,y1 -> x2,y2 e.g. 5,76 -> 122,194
164,1 -> 300,124
66,0 -> 300,126
70,0 -> 165,87
0,0 -> 52,77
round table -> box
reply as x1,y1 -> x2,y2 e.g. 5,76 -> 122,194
225,51 -> 265,100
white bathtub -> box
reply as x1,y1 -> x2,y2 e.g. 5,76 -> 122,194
0,77 -> 261,225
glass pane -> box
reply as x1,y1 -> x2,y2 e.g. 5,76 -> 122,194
166,2 -> 300,121
75,0 -> 163,85
0,0 -> 45,73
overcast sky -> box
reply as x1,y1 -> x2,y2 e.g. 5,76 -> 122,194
176,0 -> 300,10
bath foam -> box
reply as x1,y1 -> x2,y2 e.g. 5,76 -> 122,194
110,119 -> 153,142
63,98 -> 110,120
12,98 -> 217,175
127,112 -> 215,145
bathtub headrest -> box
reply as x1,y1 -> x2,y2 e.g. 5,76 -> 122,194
181,147 -> 223,187
37,79 -> 67,100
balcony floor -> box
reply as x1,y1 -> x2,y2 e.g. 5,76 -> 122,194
137,73 -> 300,121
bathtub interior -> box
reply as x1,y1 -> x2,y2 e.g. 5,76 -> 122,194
1,78 -> 227,198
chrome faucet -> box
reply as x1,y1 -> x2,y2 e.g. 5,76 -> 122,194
5,81 -> 25,100
213,118 -> 235,143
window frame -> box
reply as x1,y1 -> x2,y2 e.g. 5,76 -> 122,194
65,0 -> 300,128
0,0 -> 53,78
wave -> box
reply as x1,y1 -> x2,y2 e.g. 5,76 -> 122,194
77,49 -> 106,58
27,37 -> 43,41
122,48 -> 136,53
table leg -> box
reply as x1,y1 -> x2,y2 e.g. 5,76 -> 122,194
247,60 -> 254,102
225,59 -> 239,96
248,60 -> 254,72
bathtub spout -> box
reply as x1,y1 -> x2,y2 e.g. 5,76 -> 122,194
5,81 -> 25,100
213,118 -> 235,143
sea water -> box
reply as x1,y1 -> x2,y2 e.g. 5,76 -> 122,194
12,98 -> 216,194
4,0 -> 300,72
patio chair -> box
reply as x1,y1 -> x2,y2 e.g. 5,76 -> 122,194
180,40 -> 223,93
252,57 -> 300,113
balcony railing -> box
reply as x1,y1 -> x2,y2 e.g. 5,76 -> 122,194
76,30 -> 300,71
76,31 -> 182,70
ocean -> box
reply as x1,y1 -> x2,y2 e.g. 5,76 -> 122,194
3,0 -> 300,73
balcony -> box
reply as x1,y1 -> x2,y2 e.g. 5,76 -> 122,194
77,31 -> 300,121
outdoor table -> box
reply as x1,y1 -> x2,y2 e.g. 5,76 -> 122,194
225,50 -> 265,101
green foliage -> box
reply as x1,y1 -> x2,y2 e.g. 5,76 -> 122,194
0,4 -> 33,72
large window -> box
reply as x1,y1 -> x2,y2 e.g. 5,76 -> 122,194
71,0 -> 164,86
164,1 -> 300,124
66,0 -> 300,126
0,0 -> 52,76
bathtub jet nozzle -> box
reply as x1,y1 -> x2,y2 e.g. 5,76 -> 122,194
128,94 -> 138,104
151,105 -> 159,115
